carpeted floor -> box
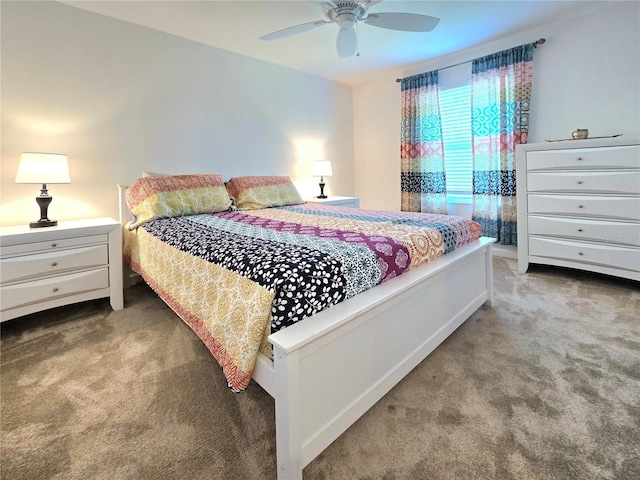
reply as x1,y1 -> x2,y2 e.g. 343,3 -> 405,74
1,257 -> 639,479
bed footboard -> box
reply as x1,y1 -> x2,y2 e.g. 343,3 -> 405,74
267,237 -> 494,479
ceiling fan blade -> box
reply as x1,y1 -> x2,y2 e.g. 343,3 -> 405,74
364,12 -> 440,32
336,26 -> 357,58
260,20 -> 328,41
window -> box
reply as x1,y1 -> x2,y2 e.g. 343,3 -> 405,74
440,84 -> 472,203
437,63 -> 473,204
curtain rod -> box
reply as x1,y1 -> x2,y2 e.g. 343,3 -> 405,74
395,38 -> 546,83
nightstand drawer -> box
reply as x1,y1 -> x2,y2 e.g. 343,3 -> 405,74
0,268 -> 110,311
1,245 -> 109,284
1,234 -> 107,257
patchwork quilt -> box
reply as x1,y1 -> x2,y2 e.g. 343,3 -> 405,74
124,203 -> 481,391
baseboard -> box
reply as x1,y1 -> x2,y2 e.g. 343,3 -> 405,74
491,244 -> 517,259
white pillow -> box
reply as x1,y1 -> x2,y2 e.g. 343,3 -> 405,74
142,170 -> 170,178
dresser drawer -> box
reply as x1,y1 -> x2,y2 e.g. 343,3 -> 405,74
527,171 -> 640,195
527,194 -> 640,221
0,268 -> 110,311
1,245 -> 108,285
529,237 -> 640,273
526,145 -> 640,171
528,216 -> 640,247
1,234 -> 107,257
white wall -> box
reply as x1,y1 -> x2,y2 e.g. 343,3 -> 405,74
3,2 -> 638,227
353,2 -> 640,211
0,1 -> 354,227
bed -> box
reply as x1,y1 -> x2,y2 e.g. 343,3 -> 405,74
117,174 -> 495,479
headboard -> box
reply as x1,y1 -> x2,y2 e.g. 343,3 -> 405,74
117,184 -> 130,226
117,184 -> 140,287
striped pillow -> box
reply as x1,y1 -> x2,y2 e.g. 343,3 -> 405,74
225,176 -> 304,210
126,174 -> 232,229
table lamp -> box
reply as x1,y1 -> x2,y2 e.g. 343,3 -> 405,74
15,152 -> 70,228
311,160 -> 332,199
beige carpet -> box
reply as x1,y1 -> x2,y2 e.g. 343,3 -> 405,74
2,258 -> 639,479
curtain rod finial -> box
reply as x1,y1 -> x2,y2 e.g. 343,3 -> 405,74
534,38 -> 546,47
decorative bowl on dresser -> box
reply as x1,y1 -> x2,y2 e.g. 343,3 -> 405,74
0,217 -> 124,322
516,138 -> 640,281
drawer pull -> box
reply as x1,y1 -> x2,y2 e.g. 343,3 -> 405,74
53,287 -> 59,292
578,252 -> 584,256
51,262 -> 58,267
577,181 -> 583,185
578,205 -> 584,209
578,229 -> 583,232
576,157 -> 583,161
51,243 -> 58,248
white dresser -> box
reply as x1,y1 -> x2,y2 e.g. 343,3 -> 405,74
0,218 -> 124,322
516,138 -> 640,281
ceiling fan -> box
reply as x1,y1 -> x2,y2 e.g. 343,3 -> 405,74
259,1 -> 440,58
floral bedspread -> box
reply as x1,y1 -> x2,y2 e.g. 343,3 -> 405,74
124,203 -> 481,391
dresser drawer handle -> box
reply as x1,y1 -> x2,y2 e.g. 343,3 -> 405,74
53,287 -> 59,292
578,229 -> 583,232
578,205 -> 584,209
51,243 -> 58,248
578,252 -> 584,256
577,181 -> 583,185
576,157 -> 583,161
51,262 -> 58,267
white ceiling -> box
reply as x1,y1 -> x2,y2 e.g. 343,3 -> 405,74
61,0 -> 613,85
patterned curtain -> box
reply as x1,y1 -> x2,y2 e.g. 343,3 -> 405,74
400,71 -> 447,214
471,43 -> 534,245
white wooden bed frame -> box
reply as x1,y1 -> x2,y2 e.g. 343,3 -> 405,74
118,185 -> 495,479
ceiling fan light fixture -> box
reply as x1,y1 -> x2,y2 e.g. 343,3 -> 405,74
336,13 -> 356,29
336,25 -> 357,57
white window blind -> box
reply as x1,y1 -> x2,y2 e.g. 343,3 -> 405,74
440,84 -> 472,202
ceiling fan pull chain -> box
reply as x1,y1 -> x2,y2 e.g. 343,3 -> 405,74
356,21 -> 360,57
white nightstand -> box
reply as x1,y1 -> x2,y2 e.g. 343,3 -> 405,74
305,196 -> 360,208
0,217 -> 124,322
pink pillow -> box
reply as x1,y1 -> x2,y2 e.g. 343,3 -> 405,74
126,174 -> 232,228
225,176 -> 304,210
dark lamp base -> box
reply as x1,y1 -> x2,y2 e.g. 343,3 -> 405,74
30,219 -> 58,228
317,177 -> 327,199
30,186 -> 58,228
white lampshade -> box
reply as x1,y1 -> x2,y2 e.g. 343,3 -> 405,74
15,153 -> 71,184
311,160 -> 333,177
